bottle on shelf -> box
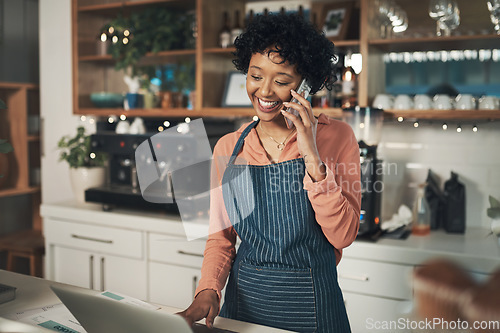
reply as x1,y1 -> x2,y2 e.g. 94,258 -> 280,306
412,184 -> 431,236
245,9 -> 254,30
231,10 -> 243,45
280,6 -> 286,15
341,50 -> 358,109
219,11 -> 231,48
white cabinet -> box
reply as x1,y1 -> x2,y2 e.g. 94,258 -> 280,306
338,257 -> 414,331
44,217 -> 147,300
343,291 -> 413,333
148,232 -> 206,308
149,262 -> 201,309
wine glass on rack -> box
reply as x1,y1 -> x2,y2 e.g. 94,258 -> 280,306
428,0 -> 453,36
487,0 -> 500,34
376,0 -> 394,38
439,1 -> 460,36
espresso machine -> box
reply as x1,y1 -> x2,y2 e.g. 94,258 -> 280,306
343,107 -> 384,240
85,118 -> 236,212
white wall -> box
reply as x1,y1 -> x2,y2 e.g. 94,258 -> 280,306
378,120 -> 500,229
39,0 -> 80,203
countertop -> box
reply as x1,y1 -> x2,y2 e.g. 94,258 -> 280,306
41,201 -> 500,273
0,270 -> 292,333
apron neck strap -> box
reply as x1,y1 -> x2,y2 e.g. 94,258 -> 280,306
228,120 -> 259,165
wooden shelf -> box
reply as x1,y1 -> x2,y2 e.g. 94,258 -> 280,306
72,0 -> 499,121
79,49 -> 196,63
368,34 -> 500,52
0,82 -> 38,90
384,109 -> 500,120
73,106 -> 346,119
0,186 -> 40,198
77,0 -> 194,13
203,47 -> 236,54
27,135 -> 40,142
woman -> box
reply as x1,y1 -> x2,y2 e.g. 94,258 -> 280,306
179,13 -> 360,333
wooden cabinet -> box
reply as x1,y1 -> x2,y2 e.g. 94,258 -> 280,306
0,82 -> 41,229
71,0 -> 500,121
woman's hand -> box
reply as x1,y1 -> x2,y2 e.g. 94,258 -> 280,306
281,89 -> 326,182
176,289 -> 220,329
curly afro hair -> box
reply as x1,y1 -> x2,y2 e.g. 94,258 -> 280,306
232,13 -> 337,95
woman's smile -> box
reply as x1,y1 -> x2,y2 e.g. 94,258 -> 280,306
256,97 -> 282,113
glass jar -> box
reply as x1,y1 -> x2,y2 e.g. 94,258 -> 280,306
412,184 -> 431,236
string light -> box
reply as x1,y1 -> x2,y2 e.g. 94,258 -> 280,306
108,27 -> 114,34
413,121 -> 419,128
185,117 -> 191,123
100,33 -> 107,42
123,30 -> 130,37
253,116 -> 259,121
158,126 -> 164,132
442,123 -> 448,130
472,124 -> 478,132
80,116 -> 86,121
112,35 -> 118,44
456,125 -> 462,133
122,37 -> 129,45
89,153 -> 96,159
359,122 -> 365,129
397,116 -> 404,122
163,120 -> 170,127
120,114 -> 127,120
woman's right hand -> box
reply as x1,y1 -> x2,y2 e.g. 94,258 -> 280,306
177,289 -> 220,329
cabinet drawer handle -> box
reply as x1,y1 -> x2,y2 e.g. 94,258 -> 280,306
339,273 -> 369,282
71,234 -> 113,244
89,255 -> 94,290
101,257 -> 105,292
177,250 -> 203,258
192,275 -> 198,299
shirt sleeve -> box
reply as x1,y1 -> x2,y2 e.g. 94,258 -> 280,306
194,138 -> 238,303
303,121 -> 361,264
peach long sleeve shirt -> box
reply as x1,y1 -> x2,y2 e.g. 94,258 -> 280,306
195,114 -> 361,302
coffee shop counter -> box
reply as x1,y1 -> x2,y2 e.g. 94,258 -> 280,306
0,270 -> 292,333
41,201 -> 500,273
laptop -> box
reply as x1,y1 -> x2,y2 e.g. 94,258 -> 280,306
50,285 -> 235,333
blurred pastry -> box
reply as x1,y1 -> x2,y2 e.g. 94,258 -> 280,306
461,268 -> 500,333
413,258 -> 477,321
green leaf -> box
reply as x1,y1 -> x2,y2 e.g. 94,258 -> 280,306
0,99 -> 6,109
487,208 -> 500,219
489,195 -> 500,208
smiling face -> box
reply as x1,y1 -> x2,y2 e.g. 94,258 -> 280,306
246,50 -> 302,124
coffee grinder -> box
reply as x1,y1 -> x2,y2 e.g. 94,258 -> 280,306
343,107 -> 384,240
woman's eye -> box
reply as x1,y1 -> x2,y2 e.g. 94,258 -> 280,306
276,81 -> 290,86
251,75 -> 261,81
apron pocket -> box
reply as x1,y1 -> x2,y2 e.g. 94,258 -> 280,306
237,262 -> 317,332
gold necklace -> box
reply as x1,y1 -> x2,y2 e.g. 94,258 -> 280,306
259,123 -> 296,151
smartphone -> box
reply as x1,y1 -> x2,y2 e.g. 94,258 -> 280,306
284,79 -> 312,129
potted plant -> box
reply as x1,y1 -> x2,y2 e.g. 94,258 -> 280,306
57,126 -> 107,202
487,195 -> 500,246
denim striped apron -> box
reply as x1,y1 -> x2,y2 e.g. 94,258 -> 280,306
219,121 -> 350,333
